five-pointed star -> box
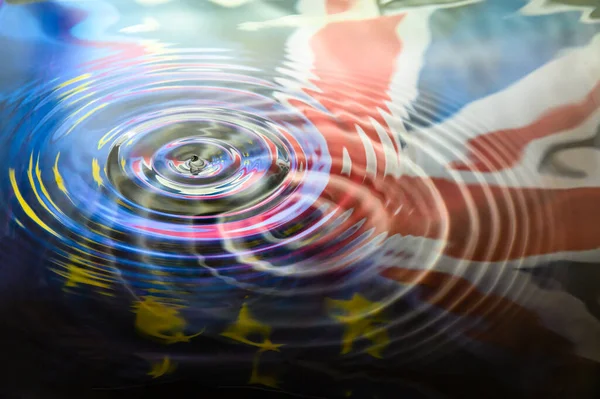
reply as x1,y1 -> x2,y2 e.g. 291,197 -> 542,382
327,294 -> 390,358
221,303 -> 283,352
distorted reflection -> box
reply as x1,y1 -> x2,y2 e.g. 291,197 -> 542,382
0,0 -> 599,398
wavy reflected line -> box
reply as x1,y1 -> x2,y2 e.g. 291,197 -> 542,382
9,168 -> 60,238
380,267 -> 575,358
449,82 -> 600,172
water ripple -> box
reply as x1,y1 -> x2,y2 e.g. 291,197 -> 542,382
3,47 -> 434,337
3,42 -> 565,370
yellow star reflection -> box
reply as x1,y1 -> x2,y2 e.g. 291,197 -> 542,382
133,296 -> 203,344
221,302 -> 283,387
221,303 -> 283,352
327,293 -> 390,358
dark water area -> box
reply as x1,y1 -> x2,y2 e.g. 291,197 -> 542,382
0,0 -> 599,398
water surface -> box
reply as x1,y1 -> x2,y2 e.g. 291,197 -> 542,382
0,1 -> 599,398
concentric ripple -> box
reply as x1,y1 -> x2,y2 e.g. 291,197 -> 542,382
105,108 -> 295,218
2,46 -> 443,334
9,29 -> 558,372
3,42 -> 564,369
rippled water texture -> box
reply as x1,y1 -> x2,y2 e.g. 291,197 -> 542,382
0,0 -> 599,398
